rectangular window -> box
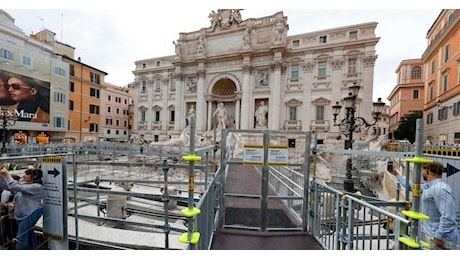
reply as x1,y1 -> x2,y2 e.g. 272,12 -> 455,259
154,135 -> 159,142
170,110 -> 175,122
429,83 -> 434,100
70,64 -> 75,76
69,81 -> 74,92
292,40 -> 300,47
348,58 -> 357,74
289,107 -> 297,121
0,48 -> 14,61
22,55 -> 32,67
318,61 -> 326,77
290,64 -> 299,81
170,78 -> 176,91
89,104 -> 100,114
55,67 -> 66,77
426,113 -> 433,125
90,88 -> 100,98
142,81 -> 147,91
319,36 -> 327,44
53,116 -> 65,128
108,95 -> 111,101
53,92 -> 66,104
458,61 -> 460,83
107,106 -> 111,113
454,101 -> 460,116
349,31 -> 358,40
90,72 -> 100,84
141,111 -> 146,121
89,123 -> 98,132
412,89 -> 419,99
438,107 -> 448,121
155,111 -> 160,121
116,119 -> 120,126
69,100 -> 74,111
155,79 -> 161,91
316,105 -> 325,120
431,60 -> 435,74
443,73 -> 448,92
445,44 -> 450,63
106,118 -> 112,125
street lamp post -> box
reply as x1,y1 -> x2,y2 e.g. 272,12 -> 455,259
332,83 -> 385,192
0,108 -> 17,156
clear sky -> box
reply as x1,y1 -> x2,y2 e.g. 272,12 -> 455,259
2,1 -> 451,104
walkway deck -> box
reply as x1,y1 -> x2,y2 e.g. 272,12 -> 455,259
210,164 -> 322,250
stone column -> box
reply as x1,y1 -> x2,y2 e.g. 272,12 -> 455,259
235,98 -> 241,129
241,62 -> 252,129
174,72 -> 185,130
161,77 -> 168,133
196,68 -> 205,131
270,61 -> 282,130
207,100 -> 213,131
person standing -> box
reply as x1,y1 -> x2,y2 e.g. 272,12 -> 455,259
0,174 -> 20,250
0,167 -> 44,250
390,160 -> 458,249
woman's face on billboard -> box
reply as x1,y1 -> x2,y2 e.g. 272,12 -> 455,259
0,77 -> 12,101
7,76 -> 36,102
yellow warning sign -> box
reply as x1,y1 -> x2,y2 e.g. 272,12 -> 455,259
413,183 -> 421,198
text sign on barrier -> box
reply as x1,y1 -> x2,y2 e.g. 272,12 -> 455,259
268,145 -> 289,166
243,144 -> 264,166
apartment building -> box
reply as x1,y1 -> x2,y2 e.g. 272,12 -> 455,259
0,10 -> 68,144
63,56 -> 107,143
422,9 -> 460,145
133,10 -> 382,145
0,9 -> 131,144
387,59 -> 425,139
100,83 -> 133,142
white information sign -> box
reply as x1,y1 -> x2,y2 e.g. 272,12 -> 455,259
41,156 -> 67,249
268,145 -> 289,166
243,145 -> 264,166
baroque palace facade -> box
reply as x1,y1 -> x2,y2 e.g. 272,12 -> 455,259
133,10 -> 380,144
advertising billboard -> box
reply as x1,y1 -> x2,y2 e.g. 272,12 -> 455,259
0,70 -> 50,124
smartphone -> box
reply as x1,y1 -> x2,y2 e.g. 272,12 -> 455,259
387,161 -> 394,172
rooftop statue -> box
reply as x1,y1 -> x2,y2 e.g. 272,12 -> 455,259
208,9 -> 243,31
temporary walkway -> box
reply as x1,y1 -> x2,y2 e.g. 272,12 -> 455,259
210,164 -> 322,250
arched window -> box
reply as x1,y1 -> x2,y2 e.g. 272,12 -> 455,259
411,66 -> 421,79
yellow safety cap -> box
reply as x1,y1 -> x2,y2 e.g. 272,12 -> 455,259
405,157 -> 433,164
398,237 -> 430,249
398,237 -> 420,249
181,207 -> 201,217
179,232 -> 200,244
182,155 -> 202,161
402,210 -> 430,220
